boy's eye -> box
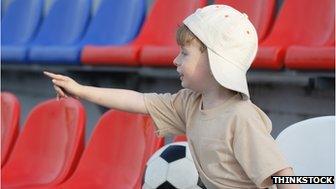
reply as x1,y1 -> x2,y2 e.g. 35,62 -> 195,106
181,51 -> 188,56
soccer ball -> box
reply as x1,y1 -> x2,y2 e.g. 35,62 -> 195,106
142,142 -> 206,189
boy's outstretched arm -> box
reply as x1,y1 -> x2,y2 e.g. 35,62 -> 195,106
43,71 -> 148,114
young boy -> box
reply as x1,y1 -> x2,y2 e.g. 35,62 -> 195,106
44,5 -> 300,189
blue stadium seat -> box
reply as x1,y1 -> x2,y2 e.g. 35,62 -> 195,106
28,0 -> 91,64
81,0 -> 145,46
1,0 -> 43,63
29,0 -> 146,64
1,0 -> 10,19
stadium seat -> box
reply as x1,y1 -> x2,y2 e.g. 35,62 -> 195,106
1,92 -> 20,167
139,0 -> 206,67
43,0 -> 58,17
55,111 -> 164,189
284,45 -> 335,70
1,98 -> 86,188
27,0 -> 91,64
253,0 -> 335,70
1,0 -> 43,63
29,0 -> 146,64
214,0 -> 276,41
1,0 -> 11,19
81,0 -> 206,66
174,135 -> 187,142
276,116 -> 335,189
284,32 -> 335,70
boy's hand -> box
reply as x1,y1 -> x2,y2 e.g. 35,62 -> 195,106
44,71 -> 82,100
44,71 -> 148,114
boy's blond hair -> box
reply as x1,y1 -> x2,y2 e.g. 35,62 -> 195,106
176,24 -> 206,53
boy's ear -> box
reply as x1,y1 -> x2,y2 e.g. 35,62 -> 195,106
199,44 -> 207,53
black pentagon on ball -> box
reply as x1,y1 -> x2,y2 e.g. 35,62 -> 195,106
157,181 -> 177,189
160,145 -> 186,163
197,177 -> 207,189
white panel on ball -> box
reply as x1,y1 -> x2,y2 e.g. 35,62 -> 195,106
143,142 -> 206,189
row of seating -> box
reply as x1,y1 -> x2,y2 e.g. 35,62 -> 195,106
2,0 -> 334,70
1,92 -> 165,188
2,92 -> 335,188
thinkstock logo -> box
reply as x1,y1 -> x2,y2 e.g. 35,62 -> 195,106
272,176 -> 334,184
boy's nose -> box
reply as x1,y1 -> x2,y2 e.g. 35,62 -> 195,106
173,56 -> 179,67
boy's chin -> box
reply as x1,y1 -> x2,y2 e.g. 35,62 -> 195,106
181,82 -> 199,92
180,81 -> 187,88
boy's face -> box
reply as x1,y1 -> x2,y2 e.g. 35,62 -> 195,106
173,40 -> 214,92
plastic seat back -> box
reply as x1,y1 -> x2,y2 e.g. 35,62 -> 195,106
81,0 -> 146,45
80,0 -> 205,66
2,98 -> 86,188
214,0 -> 275,41
1,92 -> 20,167
134,0 -> 207,46
31,0 -> 91,46
1,0 -> 12,19
262,0 -> 335,47
283,21 -> 335,70
57,111 -> 164,189
137,0 -> 206,66
1,0 -> 43,45
276,116 -> 335,189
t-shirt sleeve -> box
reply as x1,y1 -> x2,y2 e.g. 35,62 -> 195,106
233,116 -> 292,188
143,89 -> 193,137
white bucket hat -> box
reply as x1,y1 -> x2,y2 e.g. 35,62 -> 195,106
183,5 -> 258,100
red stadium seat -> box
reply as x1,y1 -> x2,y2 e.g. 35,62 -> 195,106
284,32 -> 335,70
1,98 -> 86,189
214,0 -> 276,41
1,92 -> 20,167
81,45 -> 141,66
55,111 -> 164,189
284,45 -> 335,70
139,0 -> 206,67
253,0 -> 335,70
81,0 -> 206,66
173,135 -> 187,142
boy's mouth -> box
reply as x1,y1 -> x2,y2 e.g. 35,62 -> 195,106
177,72 -> 184,80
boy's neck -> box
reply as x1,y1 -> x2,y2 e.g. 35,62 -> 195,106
201,86 -> 237,110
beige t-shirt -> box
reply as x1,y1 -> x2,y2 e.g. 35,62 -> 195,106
144,89 -> 291,189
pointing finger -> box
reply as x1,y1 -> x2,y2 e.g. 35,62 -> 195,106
44,71 -> 67,80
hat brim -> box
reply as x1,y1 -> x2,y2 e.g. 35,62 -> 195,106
208,49 -> 250,100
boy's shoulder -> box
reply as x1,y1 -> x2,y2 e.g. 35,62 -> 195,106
175,88 -> 202,101
227,98 -> 272,130
228,98 -> 257,116
177,88 -> 199,96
